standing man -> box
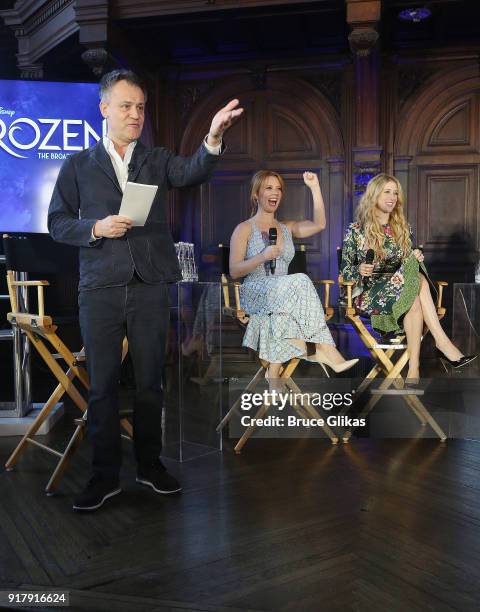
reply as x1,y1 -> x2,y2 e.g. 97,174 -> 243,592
48,69 -> 242,511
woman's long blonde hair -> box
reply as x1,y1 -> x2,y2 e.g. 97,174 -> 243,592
355,173 -> 411,258
249,170 -> 286,217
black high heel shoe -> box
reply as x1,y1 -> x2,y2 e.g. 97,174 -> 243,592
437,351 -> 477,372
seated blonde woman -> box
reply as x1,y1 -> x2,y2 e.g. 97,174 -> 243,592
229,169 -> 358,380
340,173 -> 476,384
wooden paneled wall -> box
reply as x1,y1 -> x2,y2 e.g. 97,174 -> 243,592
1,0 -> 478,289
159,58 -> 479,288
394,64 -> 480,276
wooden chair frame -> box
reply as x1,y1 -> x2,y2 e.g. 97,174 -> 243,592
338,275 -> 448,442
216,256 -> 339,451
4,270 -> 131,493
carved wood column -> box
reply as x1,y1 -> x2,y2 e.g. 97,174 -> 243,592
341,62 -> 355,228
327,157 -> 346,280
75,0 -> 109,75
346,0 -> 382,201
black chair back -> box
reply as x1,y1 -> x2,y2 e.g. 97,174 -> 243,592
3,233 -> 80,322
336,246 -> 343,272
3,233 -> 79,276
219,243 -> 230,276
288,247 -> 307,275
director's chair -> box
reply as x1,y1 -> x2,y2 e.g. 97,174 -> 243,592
3,234 -> 131,494
336,247 -> 448,442
216,243 -> 339,451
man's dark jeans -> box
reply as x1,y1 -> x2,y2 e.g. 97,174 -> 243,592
79,277 -> 169,481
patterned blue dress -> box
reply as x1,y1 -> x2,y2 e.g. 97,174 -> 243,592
240,221 -> 334,363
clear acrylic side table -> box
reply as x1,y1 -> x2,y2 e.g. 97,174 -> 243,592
452,283 -> 480,361
162,281 -> 223,461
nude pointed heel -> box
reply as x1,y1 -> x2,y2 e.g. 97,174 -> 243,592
314,355 -> 359,374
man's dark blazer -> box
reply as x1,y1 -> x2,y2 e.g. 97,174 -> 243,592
48,140 -> 220,290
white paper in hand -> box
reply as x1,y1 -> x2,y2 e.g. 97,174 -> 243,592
118,181 -> 158,226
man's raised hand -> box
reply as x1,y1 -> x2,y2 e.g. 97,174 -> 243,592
207,99 -> 244,146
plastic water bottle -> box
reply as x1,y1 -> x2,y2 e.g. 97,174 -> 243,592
175,242 -> 198,281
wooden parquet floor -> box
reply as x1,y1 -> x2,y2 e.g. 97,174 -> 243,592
1,432 -> 480,611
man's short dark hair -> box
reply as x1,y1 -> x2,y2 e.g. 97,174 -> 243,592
99,69 -> 147,101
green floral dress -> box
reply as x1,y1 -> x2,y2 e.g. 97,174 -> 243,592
340,222 -> 428,333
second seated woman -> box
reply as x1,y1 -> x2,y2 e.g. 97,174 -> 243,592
229,169 -> 358,380
340,173 -> 476,383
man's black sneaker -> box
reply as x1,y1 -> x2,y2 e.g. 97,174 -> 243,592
73,476 -> 122,511
136,465 -> 182,494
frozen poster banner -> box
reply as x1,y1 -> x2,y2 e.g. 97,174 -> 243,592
0,80 -> 103,233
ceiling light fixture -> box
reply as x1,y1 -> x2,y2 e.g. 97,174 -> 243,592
399,7 -> 432,23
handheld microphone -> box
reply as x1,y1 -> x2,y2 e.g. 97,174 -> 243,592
362,248 -> 375,282
268,227 -> 277,275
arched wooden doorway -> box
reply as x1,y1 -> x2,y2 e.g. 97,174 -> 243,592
178,74 -> 345,280
394,64 -> 480,279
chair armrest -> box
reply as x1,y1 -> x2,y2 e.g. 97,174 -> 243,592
7,312 -> 54,331
221,273 -> 241,309
316,279 -> 335,317
435,280 -> 448,311
233,282 -> 242,312
221,274 -> 246,319
338,277 -> 355,310
221,274 -> 231,309
6,273 -> 50,317
9,280 -> 50,286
